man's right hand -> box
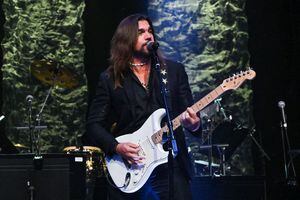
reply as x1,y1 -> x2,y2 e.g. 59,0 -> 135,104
115,143 -> 145,164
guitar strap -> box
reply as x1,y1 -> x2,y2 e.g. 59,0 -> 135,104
159,62 -> 173,118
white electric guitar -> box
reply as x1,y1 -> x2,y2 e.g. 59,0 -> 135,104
105,69 -> 256,193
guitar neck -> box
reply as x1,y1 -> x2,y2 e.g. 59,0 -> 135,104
151,85 -> 225,144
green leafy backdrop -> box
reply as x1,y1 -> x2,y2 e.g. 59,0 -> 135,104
2,0 -> 87,152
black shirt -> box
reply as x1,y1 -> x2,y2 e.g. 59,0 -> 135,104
128,68 -> 162,133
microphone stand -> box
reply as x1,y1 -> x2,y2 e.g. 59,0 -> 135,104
151,51 -> 177,200
27,95 -> 34,153
247,127 -> 271,161
15,95 -> 47,154
278,101 -> 297,186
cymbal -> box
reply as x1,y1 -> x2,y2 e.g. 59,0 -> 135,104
194,159 -> 220,167
31,58 -> 78,89
63,146 -> 103,154
14,143 -> 29,149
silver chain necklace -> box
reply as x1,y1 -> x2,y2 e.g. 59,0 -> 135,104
129,62 -> 147,67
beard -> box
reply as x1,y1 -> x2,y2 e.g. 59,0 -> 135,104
132,49 -> 151,59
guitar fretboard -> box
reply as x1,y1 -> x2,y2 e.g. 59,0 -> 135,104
151,85 -> 225,144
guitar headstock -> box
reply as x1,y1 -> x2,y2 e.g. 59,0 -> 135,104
221,68 -> 256,91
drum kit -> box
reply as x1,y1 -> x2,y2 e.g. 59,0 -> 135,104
9,57 -> 107,181
30,58 -> 79,89
190,98 -> 248,177
189,96 -> 271,177
63,146 -> 107,181
13,57 -> 80,152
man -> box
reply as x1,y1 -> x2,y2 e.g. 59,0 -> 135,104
84,14 -> 201,200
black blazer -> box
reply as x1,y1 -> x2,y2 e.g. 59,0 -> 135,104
83,59 -> 201,179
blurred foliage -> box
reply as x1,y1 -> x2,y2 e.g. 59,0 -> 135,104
149,0 -> 252,124
149,0 -> 255,175
1,0 -> 87,152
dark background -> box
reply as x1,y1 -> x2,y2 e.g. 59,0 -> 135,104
1,0 -> 300,199
83,0 -> 148,103
246,0 -> 300,198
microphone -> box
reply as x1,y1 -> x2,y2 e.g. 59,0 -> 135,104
147,41 -> 159,52
26,95 -> 34,103
278,101 -> 287,128
278,101 -> 285,108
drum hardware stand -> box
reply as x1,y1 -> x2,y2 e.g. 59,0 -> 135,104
214,98 -> 229,121
32,84 -> 57,171
211,98 -> 228,176
35,84 -> 53,154
216,144 -> 229,176
199,143 -> 228,176
208,120 -> 213,176
278,101 -> 297,186
27,180 -> 35,200
15,95 -> 47,154
201,115 -> 214,176
247,127 -> 271,161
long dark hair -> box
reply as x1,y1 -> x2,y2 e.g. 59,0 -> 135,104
108,14 -> 156,88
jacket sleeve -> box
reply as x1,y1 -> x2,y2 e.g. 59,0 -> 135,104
84,73 -> 119,156
176,62 -> 202,136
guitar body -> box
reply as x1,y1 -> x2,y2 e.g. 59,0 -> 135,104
105,108 -> 169,193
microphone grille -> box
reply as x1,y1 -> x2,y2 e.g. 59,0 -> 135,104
278,101 -> 285,108
146,41 -> 159,51
26,95 -> 34,102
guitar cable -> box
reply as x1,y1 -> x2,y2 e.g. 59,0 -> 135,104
105,172 -> 127,189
